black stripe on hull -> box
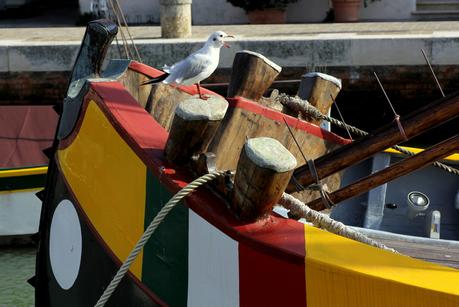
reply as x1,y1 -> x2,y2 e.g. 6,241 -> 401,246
35,167 -> 163,306
0,173 -> 46,191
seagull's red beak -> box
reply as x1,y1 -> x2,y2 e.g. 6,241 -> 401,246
224,34 -> 235,48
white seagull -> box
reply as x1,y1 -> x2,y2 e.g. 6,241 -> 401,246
141,31 -> 234,99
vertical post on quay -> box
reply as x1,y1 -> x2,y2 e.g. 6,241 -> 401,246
160,0 -> 192,38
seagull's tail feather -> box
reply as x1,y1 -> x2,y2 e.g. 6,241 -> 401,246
140,73 -> 169,86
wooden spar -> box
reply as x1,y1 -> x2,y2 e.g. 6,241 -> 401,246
303,134 -> 459,211
297,72 -> 342,125
288,91 -> 459,190
227,50 -> 282,101
232,137 -> 297,222
165,96 -> 228,164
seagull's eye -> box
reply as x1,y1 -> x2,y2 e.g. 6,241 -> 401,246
213,38 -> 216,41
219,34 -> 223,37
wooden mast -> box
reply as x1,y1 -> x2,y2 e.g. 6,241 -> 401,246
302,134 -> 459,211
288,91 -> 459,191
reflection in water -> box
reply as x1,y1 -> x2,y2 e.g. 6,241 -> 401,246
0,247 -> 35,306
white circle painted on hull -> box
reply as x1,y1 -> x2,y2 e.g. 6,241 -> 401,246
49,199 -> 82,290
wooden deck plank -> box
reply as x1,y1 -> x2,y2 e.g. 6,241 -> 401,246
369,236 -> 459,269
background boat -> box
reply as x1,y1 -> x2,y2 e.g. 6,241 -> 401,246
0,105 -> 56,245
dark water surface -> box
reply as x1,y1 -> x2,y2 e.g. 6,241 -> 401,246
0,247 -> 35,306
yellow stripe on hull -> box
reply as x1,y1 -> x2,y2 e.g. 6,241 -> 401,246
0,166 -> 48,178
304,224 -> 459,307
385,146 -> 459,162
58,101 -> 146,278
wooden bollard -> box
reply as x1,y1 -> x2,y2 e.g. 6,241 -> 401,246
232,137 -> 297,222
297,72 -> 342,125
165,97 -> 228,164
227,50 -> 282,101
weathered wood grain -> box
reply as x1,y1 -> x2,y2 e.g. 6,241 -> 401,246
145,83 -> 194,131
297,73 -> 341,126
227,50 -> 281,101
232,137 -> 296,221
165,97 -> 228,164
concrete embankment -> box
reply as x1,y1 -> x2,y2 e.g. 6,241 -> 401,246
1,22 -> 459,134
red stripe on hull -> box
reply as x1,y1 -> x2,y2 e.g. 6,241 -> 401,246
239,243 -> 307,307
128,61 -> 220,98
228,97 -> 350,145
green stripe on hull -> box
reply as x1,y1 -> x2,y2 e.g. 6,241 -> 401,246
142,169 -> 189,306
0,174 -> 46,191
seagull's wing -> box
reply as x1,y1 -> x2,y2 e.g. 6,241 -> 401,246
167,53 -> 212,84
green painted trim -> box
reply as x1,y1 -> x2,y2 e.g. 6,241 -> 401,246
142,169 -> 188,306
0,173 -> 46,191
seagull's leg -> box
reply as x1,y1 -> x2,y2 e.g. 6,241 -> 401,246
196,83 -> 209,100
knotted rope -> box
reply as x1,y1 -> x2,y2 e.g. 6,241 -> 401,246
279,193 -> 398,253
94,170 -> 226,307
277,93 -> 459,176
307,159 -> 333,209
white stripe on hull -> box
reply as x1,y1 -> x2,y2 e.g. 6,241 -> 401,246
0,189 -> 42,235
188,210 -> 239,307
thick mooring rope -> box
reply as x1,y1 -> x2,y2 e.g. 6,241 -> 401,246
94,170 -> 226,307
277,93 -> 459,176
279,193 -> 398,253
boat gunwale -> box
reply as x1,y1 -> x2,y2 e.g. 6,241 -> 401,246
57,80 -> 307,263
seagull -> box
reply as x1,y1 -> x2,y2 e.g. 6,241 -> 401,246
140,31 -> 234,100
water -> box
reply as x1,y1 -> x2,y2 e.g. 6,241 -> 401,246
0,247 -> 36,307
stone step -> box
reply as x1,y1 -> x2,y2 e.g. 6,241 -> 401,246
412,9 -> 459,20
416,0 -> 459,11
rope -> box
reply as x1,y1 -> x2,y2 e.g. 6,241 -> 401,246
279,193 -> 398,253
307,159 -> 333,208
277,93 -> 459,176
112,0 -> 142,62
107,0 -> 132,59
94,170 -> 226,307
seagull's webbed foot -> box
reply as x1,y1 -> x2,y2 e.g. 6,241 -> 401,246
199,94 -> 211,100
195,83 -> 210,101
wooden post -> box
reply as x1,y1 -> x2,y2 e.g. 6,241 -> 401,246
289,91 -> 459,190
232,137 -> 297,221
165,96 -> 228,164
227,50 -> 282,101
159,0 -> 192,38
305,134 -> 459,211
297,72 -> 342,125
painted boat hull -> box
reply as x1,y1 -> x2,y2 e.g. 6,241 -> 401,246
35,60 -> 459,306
0,104 -> 56,242
0,166 -> 47,243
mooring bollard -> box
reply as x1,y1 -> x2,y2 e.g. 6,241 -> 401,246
160,0 -> 192,38
298,72 -> 342,126
165,96 -> 228,164
232,137 -> 297,222
227,50 -> 282,101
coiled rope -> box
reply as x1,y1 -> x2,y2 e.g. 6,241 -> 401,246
279,193 -> 398,253
94,170 -> 226,307
277,93 -> 459,176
